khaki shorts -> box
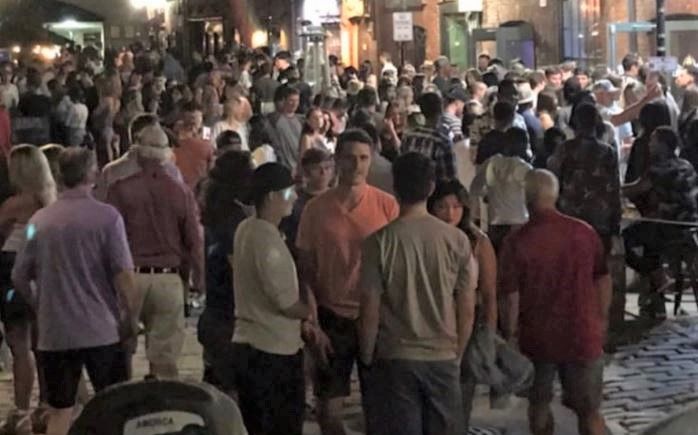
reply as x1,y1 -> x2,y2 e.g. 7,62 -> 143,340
136,273 -> 185,368
530,358 -> 604,414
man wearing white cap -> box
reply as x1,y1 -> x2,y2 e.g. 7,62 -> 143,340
517,82 -> 543,149
593,79 -> 633,147
106,125 -> 204,380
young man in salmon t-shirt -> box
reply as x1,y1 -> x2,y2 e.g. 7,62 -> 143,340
296,128 -> 399,435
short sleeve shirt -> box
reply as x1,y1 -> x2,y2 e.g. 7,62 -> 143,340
360,215 -> 472,361
548,135 -> 622,237
12,188 -> 134,351
296,184 -> 399,319
499,210 -> 607,363
233,217 -> 303,355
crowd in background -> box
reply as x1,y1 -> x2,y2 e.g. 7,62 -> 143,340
0,39 -> 697,435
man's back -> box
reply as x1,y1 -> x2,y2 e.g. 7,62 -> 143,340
268,112 -> 302,170
362,215 -> 471,361
15,188 -> 133,351
500,210 -> 606,363
476,129 -> 506,165
174,137 -> 214,189
549,135 -> 621,237
471,154 -> 531,225
106,160 -> 199,268
647,157 -> 698,222
402,126 -> 456,180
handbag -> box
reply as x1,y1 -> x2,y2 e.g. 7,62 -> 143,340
463,324 -> 534,395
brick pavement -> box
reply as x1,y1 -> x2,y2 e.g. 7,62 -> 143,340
3,316 -> 698,434
602,318 -> 698,434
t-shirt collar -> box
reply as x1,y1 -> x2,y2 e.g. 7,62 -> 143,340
60,185 -> 93,200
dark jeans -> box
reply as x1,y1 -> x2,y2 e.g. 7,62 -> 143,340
197,308 -> 235,390
38,343 -> 129,409
233,343 -> 304,435
364,358 -> 462,435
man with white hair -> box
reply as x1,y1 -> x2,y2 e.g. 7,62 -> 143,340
106,124 -> 204,380
94,114 -> 181,200
500,169 -> 611,435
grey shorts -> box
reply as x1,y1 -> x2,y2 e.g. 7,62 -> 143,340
530,358 -> 604,414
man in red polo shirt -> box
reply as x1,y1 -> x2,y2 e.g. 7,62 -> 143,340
500,169 -> 611,435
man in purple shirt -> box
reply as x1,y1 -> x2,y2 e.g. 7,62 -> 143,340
106,124 -> 204,380
12,148 -> 138,435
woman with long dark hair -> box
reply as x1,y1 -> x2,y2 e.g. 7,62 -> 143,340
427,179 -> 497,431
197,150 -> 254,391
298,106 -> 332,156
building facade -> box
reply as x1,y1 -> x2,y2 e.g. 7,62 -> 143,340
60,0 -> 153,49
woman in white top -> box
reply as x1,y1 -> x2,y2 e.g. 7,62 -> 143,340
0,145 -> 56,433
211,95 -> 252,151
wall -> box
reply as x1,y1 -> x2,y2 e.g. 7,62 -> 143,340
373,0 -> 441,67
604,0 -> 698,66
227,0 -> 294,49
481,0 -> 561,66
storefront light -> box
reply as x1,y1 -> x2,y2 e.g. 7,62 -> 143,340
130,0 -> 167,9
11,46 -> 21,54
252,30 -> 268,48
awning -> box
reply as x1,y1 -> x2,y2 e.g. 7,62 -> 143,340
41,0 -> 104,23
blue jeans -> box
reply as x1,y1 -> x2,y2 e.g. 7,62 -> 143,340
364,358 -> 463,435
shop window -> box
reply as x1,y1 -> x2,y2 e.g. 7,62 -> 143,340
562,0 -> 602,65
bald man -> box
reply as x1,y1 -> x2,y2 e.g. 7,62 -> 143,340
499,170 -> 611,435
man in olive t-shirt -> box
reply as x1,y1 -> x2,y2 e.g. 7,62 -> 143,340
358,152 -> 477,435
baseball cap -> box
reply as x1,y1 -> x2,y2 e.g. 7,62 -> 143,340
446,87 -> 468,103
215,130 -> 243,150
592,79 -> 620,93
138,125 -> 169,149
68,380 -> 247,435
249,162 -> 294,205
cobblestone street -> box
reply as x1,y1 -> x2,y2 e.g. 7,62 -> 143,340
2,315 -> 698,434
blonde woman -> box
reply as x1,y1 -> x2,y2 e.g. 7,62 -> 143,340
0,144 -> 56,434
211,95 -> 252,151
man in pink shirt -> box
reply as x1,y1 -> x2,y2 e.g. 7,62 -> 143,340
106,125 -> 204,380
297,129 -> 399,435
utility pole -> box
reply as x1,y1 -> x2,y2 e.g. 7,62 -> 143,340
400,0 -> 406,66
656,0 -> 666,57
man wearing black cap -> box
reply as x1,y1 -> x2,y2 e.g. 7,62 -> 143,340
232,162 -> 311,435
440,87 -> 468,143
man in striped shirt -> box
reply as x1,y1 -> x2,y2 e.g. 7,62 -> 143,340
440,87 -> 467,143
402,92 -> 457,180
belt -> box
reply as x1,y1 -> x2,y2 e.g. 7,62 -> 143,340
135,267 -> 180,274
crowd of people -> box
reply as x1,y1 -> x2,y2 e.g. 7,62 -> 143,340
0,40 -> 697,435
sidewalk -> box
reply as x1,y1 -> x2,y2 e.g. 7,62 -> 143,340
2,315 -> 698,434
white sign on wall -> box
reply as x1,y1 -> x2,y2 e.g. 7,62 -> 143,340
393,12 -> 414,42
648,56 -> 679,73
458,0 -> 483,12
